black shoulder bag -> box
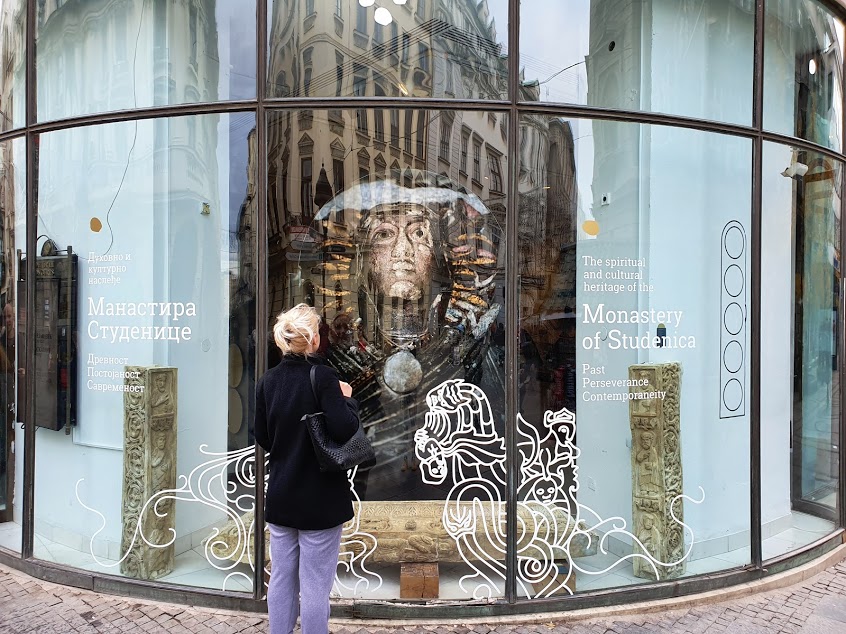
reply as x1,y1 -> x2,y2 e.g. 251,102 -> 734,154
302,366 -> 376,472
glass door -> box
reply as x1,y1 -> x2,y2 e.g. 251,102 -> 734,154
790,149 -> 841,522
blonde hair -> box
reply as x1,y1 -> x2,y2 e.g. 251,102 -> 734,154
273,303 -> 320,356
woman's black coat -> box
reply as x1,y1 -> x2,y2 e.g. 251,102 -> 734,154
255,355 -> 360,530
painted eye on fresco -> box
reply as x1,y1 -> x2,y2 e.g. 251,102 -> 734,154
371,223 -> 399,244
407,222 -> 431,245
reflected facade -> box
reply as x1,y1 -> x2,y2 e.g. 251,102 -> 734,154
268,0 -> 508,100
0,0 -> 841,618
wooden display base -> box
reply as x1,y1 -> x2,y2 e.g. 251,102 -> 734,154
530,560 -> 576,596
400,562 -> 439,599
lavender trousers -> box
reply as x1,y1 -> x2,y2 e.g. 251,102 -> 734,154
267,522 -> 343,634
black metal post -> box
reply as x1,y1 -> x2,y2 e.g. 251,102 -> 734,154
21,0 -> 38,562
253,0 -> 268,601
504,0 -> 520,604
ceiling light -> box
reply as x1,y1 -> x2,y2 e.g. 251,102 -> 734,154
393,0 -> 408,4
374,7 -> 393,25
359,0 -> 375,7
809,58 -> 817,75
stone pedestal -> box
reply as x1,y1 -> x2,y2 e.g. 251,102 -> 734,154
400,562 -> 439,599
628,362 -> 684,580
120,366 -> 177,580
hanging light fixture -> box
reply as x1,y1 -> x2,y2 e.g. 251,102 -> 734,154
393,0 -> 408,4
359,0 -> 375,7
374,6 -> 393,25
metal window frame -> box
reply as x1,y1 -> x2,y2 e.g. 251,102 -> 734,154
0,0 -> 842,620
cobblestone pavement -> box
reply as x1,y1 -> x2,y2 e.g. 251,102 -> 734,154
2,560 -> 846,634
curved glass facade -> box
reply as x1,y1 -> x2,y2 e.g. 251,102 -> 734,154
0,0 -> 843,618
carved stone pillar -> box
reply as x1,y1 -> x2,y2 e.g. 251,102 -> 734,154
120,366 -> 178,580
628,362 -> 683,580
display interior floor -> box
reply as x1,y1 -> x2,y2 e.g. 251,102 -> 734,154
0,510 -> 835,599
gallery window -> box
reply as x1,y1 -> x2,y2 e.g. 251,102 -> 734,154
1,0 -> 845,621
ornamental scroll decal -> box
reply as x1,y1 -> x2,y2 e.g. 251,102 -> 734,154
76,377 -> 701,598
414,379 -> 705,599
76,451 -> 382,593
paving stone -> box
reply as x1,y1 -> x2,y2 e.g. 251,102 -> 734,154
1,558 -> 846,633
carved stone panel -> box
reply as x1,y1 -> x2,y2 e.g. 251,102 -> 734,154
212,501 -> 597,566
629,362 -> 683,580
120,366 -> 178,580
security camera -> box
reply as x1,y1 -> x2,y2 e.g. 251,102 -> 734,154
781,162 -> 809,178
782,149 -> 809,179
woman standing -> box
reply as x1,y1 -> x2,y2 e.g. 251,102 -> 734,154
255,304 -> 359,634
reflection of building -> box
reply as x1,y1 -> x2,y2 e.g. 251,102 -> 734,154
267,0 -> 505,100
256,0 -> 510,320
36,0 -> 221,119
0,1 -> 24,131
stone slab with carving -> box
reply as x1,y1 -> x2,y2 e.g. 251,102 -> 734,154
211,500 -> 597,565
120,366 -> 178,581
629,362 -> 683,580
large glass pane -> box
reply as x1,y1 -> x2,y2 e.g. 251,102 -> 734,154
264,108 -> 508,600
764,0 -> 844,151
36,0 -> 257,122
518,116 -> 752,595
520,0 -> 754,125
761,142 -> 839,559
267,0 -> 508,100
0,0 -> 25,131
0,137 -> 24,553
31,114 -> 257,592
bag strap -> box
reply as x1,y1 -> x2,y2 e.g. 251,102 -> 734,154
309,365 -> 319,408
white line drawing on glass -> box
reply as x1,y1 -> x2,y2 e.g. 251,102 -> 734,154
76,449 -> 382,593
414,379 -> 705,599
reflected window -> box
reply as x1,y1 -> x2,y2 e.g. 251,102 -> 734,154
390,109 -> 400,147
419,43 -> 430,74
440,115 -> 453,161
189,4 -> 197,68
303,68 -> 312,97
473,137 -> 481,181
301,157 -> 313,221
402,32 -> 410,64
356,4 -> 367,34
335,52 -> 344,96
416,112 -> 426,157
460,128 -> 470,174
405,111 -> 414,153
489,151 -> 503,193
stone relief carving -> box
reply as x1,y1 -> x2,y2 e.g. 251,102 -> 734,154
119,366 -> 177,581
629,362 -> 685,580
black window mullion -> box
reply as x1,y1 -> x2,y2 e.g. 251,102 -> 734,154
504,0 -> 520,604
22,0 -> 38,563
253,0 -> 268,602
